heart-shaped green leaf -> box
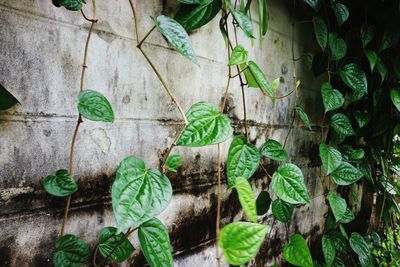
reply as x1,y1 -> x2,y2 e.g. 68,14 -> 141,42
319,144 -> 342,175
43,169 -> 78,197
165,154 -> 183,172
313,16 -> 328,50
0,84 -> 20,111
55,0 -> 86,11
321,83 -> 344,112
234,177 -> 257,222
349,232 -> 373,266
112,156 -> 172,233
152,15 -> 198,64
260,139 -> 288,161
360,25 -> 375,48
331,162 -> 363,186
228,45 -> 249,66
78,90 -> 114,123
331,113 -> 355,137
227,135 -> 260,186
295,106 -> 312,130
98,227 -> 134,262
353,111 -> 369,128
256,191 -> 271,216
176,102 -> 233,146
327,192 -> 347,222
271,163 -> 309,204
225,0 -> 254,38
328,33 -> 347,60
53,234 -> 90,267
338,208 -> 355,224
248,61 -> 275,98
390,89 -> 400,112
138,218 -> 173,267
175,0 -> 222,32
272,199 -> 293,222
283,234 -> 313,267
340,63 -> 368,96
322,235 -> 336,267
333,3 -> 349,26
219,222 -> 268,266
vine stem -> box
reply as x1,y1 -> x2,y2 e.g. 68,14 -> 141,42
60,0 -> 97,237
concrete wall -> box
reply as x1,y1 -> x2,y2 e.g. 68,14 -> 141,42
0,0 -> 326,266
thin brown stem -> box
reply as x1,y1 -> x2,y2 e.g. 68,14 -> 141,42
92,243 -> 100,267
229,66 -> 248,78
215,144 -> 222,267
161,125 -> 188,172
137,26 -> 156,48
240,81 -> 249,141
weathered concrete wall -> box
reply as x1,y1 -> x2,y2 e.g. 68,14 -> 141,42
0,0 -> 325,266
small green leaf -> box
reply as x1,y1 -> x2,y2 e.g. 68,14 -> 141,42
271,78 -> 280,90
112,156 -> 172,233
271,163 -> 309,204
228,45 -> 249,66
350,148 -> 365,160
390,89 -> 400,112
219,222 -> 268,266
55,0 -> 86,11
272,199 -> 293,222
338,208 -> 355,224
152,15 -> 198,63
331,162 -> 363,186
43,169 -> 78,197
331,113 -> 355,137
260,139 -> 288,161
226,135 -> 260,186
234,177 -> 257,222
349,232 -> 373,265
0,84 -> 20,111
353,111 -> 369,128
339,63 -> 368,96
303,0 -> 320,11
295,106 -> 312,130
321,83 -> 344,112
313,16 -> 328,50
257,0 -> 269,39
175,0 -> 222,32
327,192 -> 347,222
328,33 -> 347,60
248,61 -> 275,98
98,227 -> 134,262
319,144 -> 342,175
165,154 -> 183,172
53,235 -> 90,267
364,50 -> 377,71
138,218 -> 173,267
256,191 -> 271,216
333,3 -> 349,26
322,235 -> 336,267
360,25 -> 375,48
283,234 -> 313,267
78,90 -> 114,123
225,0 -> 254,38
176,102 -> 233,146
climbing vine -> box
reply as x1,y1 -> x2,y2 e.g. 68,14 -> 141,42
33,0 -> 400,266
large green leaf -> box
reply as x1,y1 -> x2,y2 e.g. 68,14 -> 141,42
328,33 -> 347,60
333,3 -> 349,26
321,83 -> 344,112
271,163 -> 309,204
219,222 -> 268,265
360,25 -> 374,48
0,84 -> 20,110
78,90 -> 114,123
152,15 -> 198,63
327,192 -> 347,222
256,191 -> 271,216
234,177 -> 257,222
228,45 -> 249,66
43,169 -> 78,197
339,63 -> 368,96
225,0 -> 254,38
138,218 -> 173,267
313,16 -> 328,50
283,234 -> 313,267
331,162 -> 363,185
271,199 -> 293,222
175,0 -> 222,32
260,139 -> 288,161
165,154 -> 183,172
248,61 -> 275,98
295,106 -> 312,130
390,89 -> 400,112
53,235 -> 90,267
54,0 -> 86,11
331,113 -> 355,137
322,235 -> 336,267
338,208 -> 355,224
349,232 -> 374,266
98,227 -> 134,262
226,135 -> 260,186
112,156 -> 172,233
319,144 -> 342,175
176,102 -> 233,146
